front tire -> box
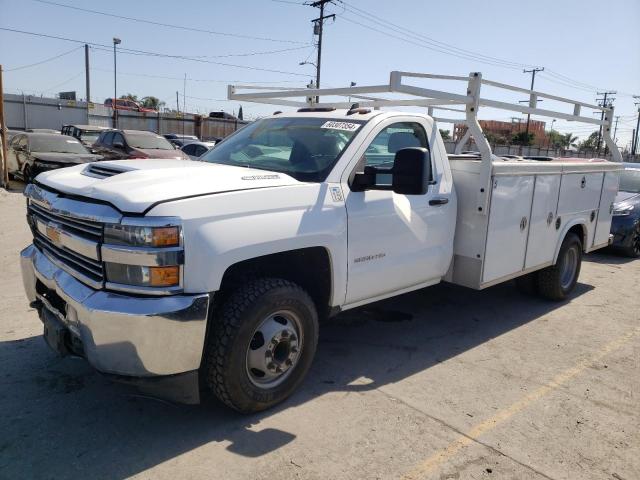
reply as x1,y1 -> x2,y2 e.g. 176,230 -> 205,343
537,233 -> 582,300
621,223 -> 640,258
202,278 -> 319,413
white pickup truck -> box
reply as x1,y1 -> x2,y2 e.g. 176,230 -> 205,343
20,72 -> 622,412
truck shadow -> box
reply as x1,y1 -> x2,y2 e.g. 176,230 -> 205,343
0,280 -> 593,479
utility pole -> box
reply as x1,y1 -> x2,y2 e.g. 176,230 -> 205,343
84,44 -> 90,103
113,37 -> 121,128
632,96 -> 640,156
523,67 -> 544,140
176,91 -> 179,113
0,65 -> 9,188
612,115 -> 619,144
308,0 -> 335,92
595,91 -> 616,155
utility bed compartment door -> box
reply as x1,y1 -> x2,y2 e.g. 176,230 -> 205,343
525,175 -> 561,269
482,175 -> 534,283
593,171 -> 619,247
557,172 -> 604,215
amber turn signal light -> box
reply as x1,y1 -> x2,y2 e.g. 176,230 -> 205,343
151,227 -> 180,247
149,266 -> 180,287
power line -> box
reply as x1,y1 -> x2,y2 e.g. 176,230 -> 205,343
32,0 -> 308,45
0,27 -> 310,77
90,44 -> 311,60
5,45 -> 82,71
89,67 -> 306,84
338,0 -> 535,70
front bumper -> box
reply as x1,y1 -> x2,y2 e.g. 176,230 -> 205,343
21,244 -> 210,402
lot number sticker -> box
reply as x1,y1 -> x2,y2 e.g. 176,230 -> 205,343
321,121 -> 361,132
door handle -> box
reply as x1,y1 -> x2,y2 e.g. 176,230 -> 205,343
429,198 -> 449,206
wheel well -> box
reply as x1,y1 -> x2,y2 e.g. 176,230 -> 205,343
567,224 -> 587,250
218,247 -> 333,319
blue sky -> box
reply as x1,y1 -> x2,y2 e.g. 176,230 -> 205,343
1,0 -> 639,148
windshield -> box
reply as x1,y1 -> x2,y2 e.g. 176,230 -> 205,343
199,117 -> 364,181
126,133 -> 175,150
619,168 -> 640,193
31,136 -> 88,154
79,131 -> 102,144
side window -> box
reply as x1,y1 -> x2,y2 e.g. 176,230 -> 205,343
182,144 -> 195,155
364,122 -> 429,168
103,132 -> 115,146
112,133 -> 125,146
195,145 -> 207,157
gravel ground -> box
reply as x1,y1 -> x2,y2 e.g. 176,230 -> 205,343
0,182 -> 638,480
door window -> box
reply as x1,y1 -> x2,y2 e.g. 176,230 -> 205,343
363,122 -> 429,169
103,132 -> 115,146
182,144 -> 196,155
112,133 -> 126,147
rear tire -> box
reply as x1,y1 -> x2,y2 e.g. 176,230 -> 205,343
537,233 -> 582,300
202,278 -> 319,413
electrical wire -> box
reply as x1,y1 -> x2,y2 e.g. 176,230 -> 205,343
89,67 -> 307,84
0,27 -> 310,77
5,45 -> 83,71
32,0 -> 308,45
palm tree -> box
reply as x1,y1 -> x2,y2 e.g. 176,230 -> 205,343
141,96 -> 165,110
561,133 -> 578,148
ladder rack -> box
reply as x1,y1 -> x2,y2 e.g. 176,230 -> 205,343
228,71 -> 622,213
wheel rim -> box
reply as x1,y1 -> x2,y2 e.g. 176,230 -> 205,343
245,310 -> 303,389
560,246 -> 578,290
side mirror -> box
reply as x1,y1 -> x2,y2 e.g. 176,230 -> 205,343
391,147 -> 430,195
351,147 -> 430,195
113,141 -> 125,150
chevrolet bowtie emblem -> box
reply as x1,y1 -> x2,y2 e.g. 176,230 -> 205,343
45,223 -> 62,245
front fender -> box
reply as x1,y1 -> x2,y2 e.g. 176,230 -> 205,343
148,183 -> 349,305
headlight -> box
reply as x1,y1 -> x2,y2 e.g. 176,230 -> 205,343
104,224 -> 180,247
104,263 -> 180,287
103,218 -> 183,292
612,203 -> 634,216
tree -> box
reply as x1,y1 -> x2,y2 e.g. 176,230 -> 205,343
439,129 -> 451,140
119,93 -> 138,102
238,105 -> 244,121
578,132 -> 599,151
512,131 -> 534,146
141,96 -> 165,110
548,130 -> 578,149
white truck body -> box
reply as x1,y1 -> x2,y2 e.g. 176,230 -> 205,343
19,71 -> 622,409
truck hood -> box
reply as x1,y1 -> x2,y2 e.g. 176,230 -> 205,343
33,152 -> 103,164
35,159 -> 301,213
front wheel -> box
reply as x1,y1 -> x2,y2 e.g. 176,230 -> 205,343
537,233 -> 582,300
202,278 -> 319,413
621,223 -> 640,258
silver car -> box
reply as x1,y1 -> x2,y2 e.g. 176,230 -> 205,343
181,141 -> 216,160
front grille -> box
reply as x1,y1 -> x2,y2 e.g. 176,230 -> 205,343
25,184 -> 122,288
29,202 -> 102,241
34,231 -> 104,283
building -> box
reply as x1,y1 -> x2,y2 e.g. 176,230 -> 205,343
454,119 -> 547,145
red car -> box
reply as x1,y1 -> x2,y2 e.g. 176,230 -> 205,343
92,129 -> 189,160
104,98 -> 157,113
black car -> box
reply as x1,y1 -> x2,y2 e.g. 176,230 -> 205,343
610,163 -> 640,257
6,132 -> 102,182
163,133 -> 199,148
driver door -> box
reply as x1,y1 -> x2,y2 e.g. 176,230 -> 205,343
343,119 -> 454,305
